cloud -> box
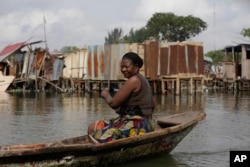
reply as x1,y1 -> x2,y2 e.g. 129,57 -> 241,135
0,10 -> 43,42
44,8 -> 92,48
134,0 -> 250,52
0,0 -> 250,53
134,0 -> 215,51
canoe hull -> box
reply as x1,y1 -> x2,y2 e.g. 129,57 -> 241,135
0,111 -> 205,167
93,123 -> 196,167
0,124 -> 196,167
0,75 -> 15,92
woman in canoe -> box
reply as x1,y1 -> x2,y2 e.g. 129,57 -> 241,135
88,52 -> 155,143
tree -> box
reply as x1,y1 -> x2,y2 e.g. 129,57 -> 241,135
205,50 -> 224,64
241,28 -> 250,38
105,12 -> 207,44
60,46 -> 79,53
146,12 -> 207,42
105,28 -> 123,44
123,27 -> 149,43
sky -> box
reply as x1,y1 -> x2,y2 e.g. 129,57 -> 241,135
0,0 -> 250,53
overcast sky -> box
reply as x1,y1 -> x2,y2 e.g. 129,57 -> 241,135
0,0 -> 250,53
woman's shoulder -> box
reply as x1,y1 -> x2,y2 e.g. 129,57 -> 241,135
123,74 -> 141,93
127,74 -> 141,83
136,73 -> 149,85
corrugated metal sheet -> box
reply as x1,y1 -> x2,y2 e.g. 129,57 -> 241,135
104,43 -> 145,80
159,42 -> 204,76
87,45 -> 104,80
144,40 -> 159,79
43,53 -> 64,81
169,45 -> 178,75
160,47 -> 168,75
63,45 -> 105,80
160,44 -> 179,75
109,44 -> 126,80
178,44 -> 187,73
63,41 -> 204,81
136,44 -> 145,77
22,52 -> 33,78
0,42 -> 25,62
28,50 -> 46,80
104,44 -> 111,80
187,44 -> 197,73
223,44 -> 250,80
197,45 -> 204,75
63,48 -> 87,79
52,58 -> 64,80
241,45 -> 250,80
222,62 -> 236,80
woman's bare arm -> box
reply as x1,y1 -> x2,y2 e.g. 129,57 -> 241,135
101,76 -> 141,109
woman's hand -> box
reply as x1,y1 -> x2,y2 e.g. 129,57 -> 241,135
101,88 -> 110,98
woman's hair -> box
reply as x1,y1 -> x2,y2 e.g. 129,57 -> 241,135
122,52 -> 143,68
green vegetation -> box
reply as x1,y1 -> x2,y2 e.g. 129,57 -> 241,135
205,50 -> 224,64
61,16 -> 250,63
60,46 -> 79,53
241,28 -> 250,38
123,27 -> 149,43
204,27 -> 249,64
104,28 -> 123,44
145,12 -> 207,41
105,12 -> 207,45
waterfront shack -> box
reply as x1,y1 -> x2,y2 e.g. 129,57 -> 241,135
62,42 -> 160,93
62,46 -> 105,91
204,56 -> 213,77
222,43 -> 250,90
105,42 -> 152,92
0,39 -> 206,94
62,40 -> 205,95
97,42 -> 159,93
0,40 -> 65,92
159,41 -> 204,95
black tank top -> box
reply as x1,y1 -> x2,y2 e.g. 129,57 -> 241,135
118,73 -> 153,118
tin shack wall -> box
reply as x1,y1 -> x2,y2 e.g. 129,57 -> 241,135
63,45 -> 104,80
241,45 -> 250,80
159,42 -> 204,76
222,62 -> 236,81
63,48 -> 87,79
136,44 -> 145,77
144,40 -> 159,79
187,43 -> 204,74
63,41 -> 203,81
124,43 -> 145,77
87,45 -> 104,80
104,44 -> 111,80
104,43 -> 145,80
109,44 -> 125,80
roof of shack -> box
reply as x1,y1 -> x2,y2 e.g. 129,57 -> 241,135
0,42 -> 26,61
222,43 -> 250,52
0,40 -> 44,62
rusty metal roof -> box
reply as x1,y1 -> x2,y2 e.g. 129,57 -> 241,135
0,40 -> 44,62
0,42 -> 26,61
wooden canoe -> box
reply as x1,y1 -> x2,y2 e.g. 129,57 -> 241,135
0,71 -> 15,92
0,111 -> 206,167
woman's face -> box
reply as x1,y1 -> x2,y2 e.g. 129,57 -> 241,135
120,58 -> 139,78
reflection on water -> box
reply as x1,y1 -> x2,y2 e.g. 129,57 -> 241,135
0,90 -> 250,167
170,90 -> 250,167
111,154 -> 179,167
0,92 -> 112,144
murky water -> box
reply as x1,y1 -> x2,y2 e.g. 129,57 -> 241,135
0,89 -> 250,167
